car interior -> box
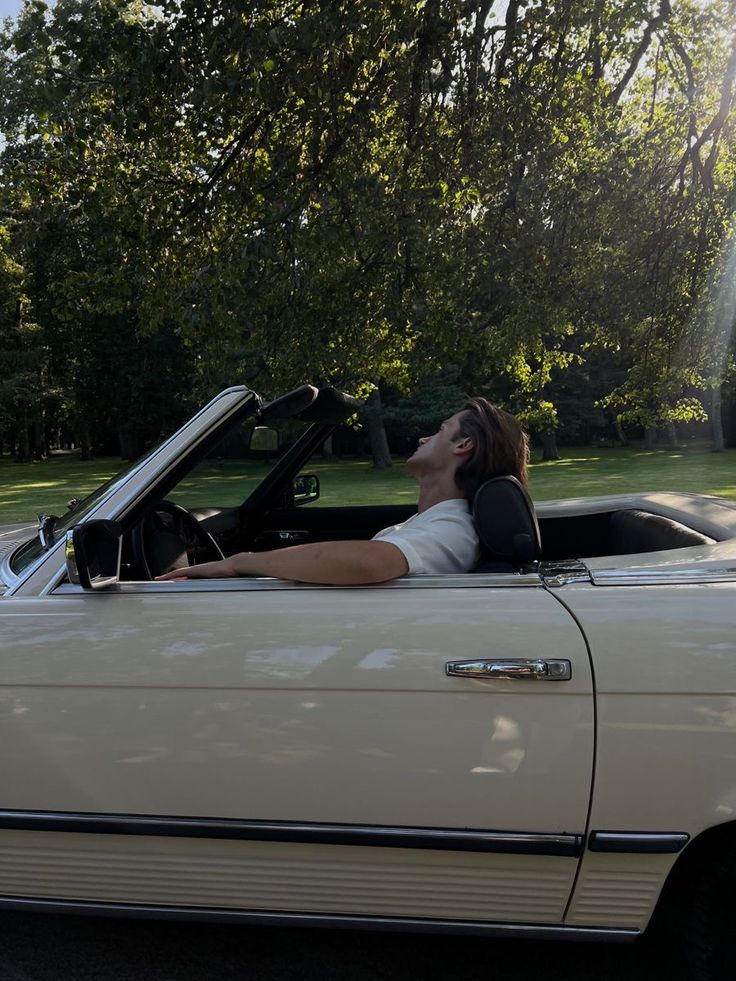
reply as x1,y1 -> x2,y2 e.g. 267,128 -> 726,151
108,384 -> 718,583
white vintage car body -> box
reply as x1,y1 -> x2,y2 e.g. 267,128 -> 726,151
0,385 -> 735,962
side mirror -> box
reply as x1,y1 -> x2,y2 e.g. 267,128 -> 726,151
65,520 -> 122,590
293,473 -> 320,506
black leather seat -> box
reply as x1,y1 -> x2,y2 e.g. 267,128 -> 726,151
607,509 -> 715,554
472,476 -> 542,573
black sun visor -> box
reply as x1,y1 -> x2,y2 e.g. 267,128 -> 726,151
257,385 -> 363,425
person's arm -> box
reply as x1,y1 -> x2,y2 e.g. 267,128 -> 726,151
155,539 -> 409,585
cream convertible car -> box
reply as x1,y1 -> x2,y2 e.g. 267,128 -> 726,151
1,384 -> 736,980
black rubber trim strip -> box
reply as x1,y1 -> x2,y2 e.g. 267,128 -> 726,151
0,896 -> 638,941
588,831 -> 689,854
0,810 -> 584,857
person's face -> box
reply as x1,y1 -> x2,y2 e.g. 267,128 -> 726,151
406,411 -> 471,477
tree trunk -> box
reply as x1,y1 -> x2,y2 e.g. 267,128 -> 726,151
711,384 -> 726,452
119,424 -> 140,461
644,425 -> 657,449
723,392 -> 736,448
17,424 -> 32,464
540,430 -> 560,461
16,406 -> 32,463
664,420 -> 678,449
79,425 -> 92,461
321,434 -> 335,459
614,418 -> 629,446
366,390 -> 392,469
33,409 -> 47,461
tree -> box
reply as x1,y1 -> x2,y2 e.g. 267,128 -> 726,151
0,222 -> 49,460
2,0 -> 736,462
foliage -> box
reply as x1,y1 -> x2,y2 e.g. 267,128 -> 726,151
1,0 -> 736,458
382,367 -> 468,452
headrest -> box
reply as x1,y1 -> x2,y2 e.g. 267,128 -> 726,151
472,475 -> 541,568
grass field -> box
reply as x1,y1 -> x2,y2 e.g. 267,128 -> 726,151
0,443 -> 735,523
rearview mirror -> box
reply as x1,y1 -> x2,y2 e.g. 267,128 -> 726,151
293,474 -> 320,506
249,426 -> 280,453
65,520 -> 123,590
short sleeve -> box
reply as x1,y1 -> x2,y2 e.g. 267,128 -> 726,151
374,510 -> 479,575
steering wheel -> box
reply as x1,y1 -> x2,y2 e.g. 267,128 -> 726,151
131,500 -> 225,580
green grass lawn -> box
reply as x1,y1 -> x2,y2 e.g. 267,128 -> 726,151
529,444 -> 736,501
0,443 -> 735,523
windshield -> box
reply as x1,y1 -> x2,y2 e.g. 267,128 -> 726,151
7,402 -> 307,579
7,388 -> 260,579
8,453 -> 152,577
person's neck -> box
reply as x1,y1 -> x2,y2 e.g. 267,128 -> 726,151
416,476 -> 466,514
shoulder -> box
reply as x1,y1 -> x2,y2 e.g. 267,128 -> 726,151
414,499 -> 474,529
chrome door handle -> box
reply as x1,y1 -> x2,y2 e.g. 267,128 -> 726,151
445,659 -> 572,681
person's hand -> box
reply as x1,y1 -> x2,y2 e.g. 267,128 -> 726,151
155,556 -> 240,581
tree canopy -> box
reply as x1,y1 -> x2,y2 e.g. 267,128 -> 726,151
1,0 -> 736,460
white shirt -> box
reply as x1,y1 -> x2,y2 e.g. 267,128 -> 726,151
372,499 -> 479,576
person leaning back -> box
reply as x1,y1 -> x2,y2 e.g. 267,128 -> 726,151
156,398 -> 529,585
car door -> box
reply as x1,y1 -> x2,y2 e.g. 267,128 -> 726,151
0,572 -> 593,927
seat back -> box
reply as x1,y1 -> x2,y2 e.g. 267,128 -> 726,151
608,509 -> 715,554
472,476 -> 542,572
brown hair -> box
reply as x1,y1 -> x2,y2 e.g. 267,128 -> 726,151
454,398 -> 530,499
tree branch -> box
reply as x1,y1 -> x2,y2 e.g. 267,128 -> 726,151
672,37 -> 736,192
181,111 -> 270,219
494,0 -> 525,86
607,0 -> 672,107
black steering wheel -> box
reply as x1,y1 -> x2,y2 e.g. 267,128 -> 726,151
131,500 -> 225,580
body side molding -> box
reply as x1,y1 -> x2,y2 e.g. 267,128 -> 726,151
0,810 -> 584,857
588,832 -> 689,854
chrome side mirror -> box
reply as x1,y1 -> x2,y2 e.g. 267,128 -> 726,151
65,520 -> 122,590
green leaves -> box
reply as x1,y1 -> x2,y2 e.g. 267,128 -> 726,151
1,0 -> 736,458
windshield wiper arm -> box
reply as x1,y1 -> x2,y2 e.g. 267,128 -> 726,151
37,513 -> 58,550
